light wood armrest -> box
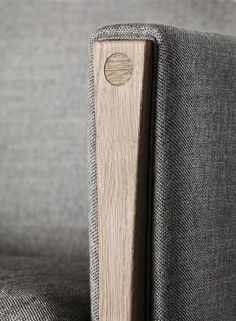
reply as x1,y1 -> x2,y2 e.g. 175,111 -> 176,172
93,40 -> 152,321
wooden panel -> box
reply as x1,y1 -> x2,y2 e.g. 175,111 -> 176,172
93,40 -> 152,321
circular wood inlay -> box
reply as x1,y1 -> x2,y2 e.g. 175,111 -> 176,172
104,53 -> 132,86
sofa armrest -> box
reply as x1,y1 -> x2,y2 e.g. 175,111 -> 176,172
89,24 -> 236,321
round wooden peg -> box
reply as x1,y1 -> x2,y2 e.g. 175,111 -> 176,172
104,53 -> 133,86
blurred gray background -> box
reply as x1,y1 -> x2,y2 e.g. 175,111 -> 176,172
0,0 -> 235,262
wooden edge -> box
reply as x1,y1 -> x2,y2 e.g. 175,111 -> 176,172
93,40 -> 153,321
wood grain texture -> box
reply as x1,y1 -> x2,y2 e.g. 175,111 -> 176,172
93,40 -> 152,321
104,52 -> 133,86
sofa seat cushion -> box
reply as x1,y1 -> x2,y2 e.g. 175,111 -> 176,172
0,255 -> 90,321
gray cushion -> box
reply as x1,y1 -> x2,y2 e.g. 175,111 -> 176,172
0,256 -> 90,321
89,24 -> 236,321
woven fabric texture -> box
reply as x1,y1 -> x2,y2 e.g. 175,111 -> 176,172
89,24 -> 236,321
1,0 -> 235,268
0,255 -> 90,321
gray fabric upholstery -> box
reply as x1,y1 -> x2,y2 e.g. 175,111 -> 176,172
0,2 -> 88,261
0,256 -> 90,320
89,24 -> 236,321
1,0 -> 236,263
1,0 -> 236,318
